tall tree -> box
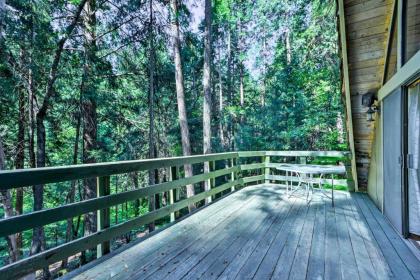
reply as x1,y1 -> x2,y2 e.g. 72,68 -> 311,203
170,0 -> 195,210
31,2 -> 87,272
0,0 -> 22,262
14,88 -> 25,256
203,0 -> 212,202
148,0 -> 156,232
0,141 -> 19,263
81,0 -> 98,261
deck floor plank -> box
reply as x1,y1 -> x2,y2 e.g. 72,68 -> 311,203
288,196 -> 318,280
153,187 -> 282,280
305,195 -> 326,280
360,193 -> 420,277
341,192 -> 376,279
217,197 -> 298,280
269,196 -> 314,279
334,192 -> 360,280
69,184 -> 420,280
234,195 -> 306,279
324,191 -> 342,280
135,185 -> 281,280
346,192 -> 393,279
353,194 -> 415,280
72,184 -> 264,280
186,192 -> 293,280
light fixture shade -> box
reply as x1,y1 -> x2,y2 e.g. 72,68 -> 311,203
366,107 -> 375,122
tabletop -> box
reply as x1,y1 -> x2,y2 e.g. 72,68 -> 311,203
275,163 -> 346,175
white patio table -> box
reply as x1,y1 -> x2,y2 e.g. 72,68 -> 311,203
275,164 -> 346,207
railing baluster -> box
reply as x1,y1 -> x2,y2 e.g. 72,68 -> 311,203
97,176 -> 110,258
344,157 -> 354,191
210,160 -> 215,202
231,157 -> 236,191
264,155 -> 270,184
169,166 -> 177,222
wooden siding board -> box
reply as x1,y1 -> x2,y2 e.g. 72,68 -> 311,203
342,0 -> 394,189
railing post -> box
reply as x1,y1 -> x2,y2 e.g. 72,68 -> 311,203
97,176 -> 110,258
207,160 -> 215,203
344,157 -> 355,191
230,157 -> 236,191
169,166 -> 178,222
264,155 -> 270,184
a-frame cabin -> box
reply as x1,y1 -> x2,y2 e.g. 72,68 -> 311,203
338,0 -> 420,241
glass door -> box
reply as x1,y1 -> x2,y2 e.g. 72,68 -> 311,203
383,88 -> 403,234
408,81 -> 420,237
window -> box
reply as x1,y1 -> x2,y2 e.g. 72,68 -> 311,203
405,0 -> 420,63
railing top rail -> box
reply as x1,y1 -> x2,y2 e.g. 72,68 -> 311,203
0,152 -> 239,190
0,150 -> 350,190
264,150 -> 350,157
238,150 -> 350,157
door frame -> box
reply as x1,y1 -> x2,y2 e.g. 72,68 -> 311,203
380,74 -> 420,238
402,84 -> 409,238
404,77 -> 420,238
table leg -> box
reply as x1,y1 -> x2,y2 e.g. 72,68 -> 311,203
307,173 -> 312,201
331,174 -> 334,207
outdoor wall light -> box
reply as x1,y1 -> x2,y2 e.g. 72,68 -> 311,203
362,92 -> 380,122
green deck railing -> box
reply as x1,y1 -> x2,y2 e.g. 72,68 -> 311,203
0,150 -> 351,279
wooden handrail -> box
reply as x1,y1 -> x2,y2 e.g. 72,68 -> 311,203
0,152 -> 238,190
0,166 -> 239,237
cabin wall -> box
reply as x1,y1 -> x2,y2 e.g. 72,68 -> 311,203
367,115 -> 383,210
342,0 -> 394,191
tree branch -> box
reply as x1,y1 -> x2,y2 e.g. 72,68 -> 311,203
37,0 -> 88,119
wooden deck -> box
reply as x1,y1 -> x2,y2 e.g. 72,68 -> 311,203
69,184 -> 420,280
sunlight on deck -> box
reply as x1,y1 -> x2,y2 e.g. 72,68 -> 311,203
66,184 -> 420,280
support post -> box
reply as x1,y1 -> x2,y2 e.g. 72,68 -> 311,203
338,0 -> 359,191
344,158 -> 355,191
230,157 -> 236,191
209,160 -> 215,203
169,166 -> 178,222
97,176 -> 110,258
264,156 -> 270,184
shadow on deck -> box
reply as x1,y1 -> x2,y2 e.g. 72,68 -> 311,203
66,184 -> 420,280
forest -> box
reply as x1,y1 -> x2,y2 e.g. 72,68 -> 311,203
0,0 -> 347,277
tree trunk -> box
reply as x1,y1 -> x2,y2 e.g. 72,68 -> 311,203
31,117 -> 47,264
131,172 -> 140,217
285,29 -> 291,65
0,138 -> 20,263
61,107 -> 81,269
261,37 -> 267,107
81,0 -> 98,263
170,0 -> 195,211
239,66 -> 244,107
15,89 -> 25,256
27,84 -> 36,170
226,28 -> 233,151
0,0 -> 4,38
218,59 -> 225,150
148,0 -> 156,232
28,1 -> 86,274
202,0 -> 212,203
